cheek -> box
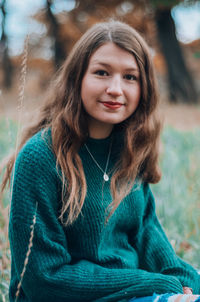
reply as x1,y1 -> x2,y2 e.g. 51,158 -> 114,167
125,89 -> 141,116
81,78 -> 96,103
81,75 -> 105,100
129,86 -> 141,104
81,78 -> 98,113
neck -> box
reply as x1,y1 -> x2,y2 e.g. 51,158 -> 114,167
88,119 -> 114,139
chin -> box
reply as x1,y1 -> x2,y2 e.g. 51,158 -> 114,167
98,120 -> 120,126
96,116 -> 125,125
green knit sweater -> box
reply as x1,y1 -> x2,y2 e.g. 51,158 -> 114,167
9,129 -> 200,302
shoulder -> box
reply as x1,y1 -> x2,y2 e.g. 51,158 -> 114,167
133,181 -> 155,208
15,128 -> 56,174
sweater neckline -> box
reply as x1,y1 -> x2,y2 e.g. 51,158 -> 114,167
84,131 -> 113,156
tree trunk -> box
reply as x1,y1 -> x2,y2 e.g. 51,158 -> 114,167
46,0 -> 66,68
0,0 -> 13,89
155,8 -> 198,103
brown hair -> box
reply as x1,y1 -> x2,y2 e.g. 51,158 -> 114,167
1,20 -> 161,225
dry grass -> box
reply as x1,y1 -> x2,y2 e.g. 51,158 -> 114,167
15,202 -> 38,302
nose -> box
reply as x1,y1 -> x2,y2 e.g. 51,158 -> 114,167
106,75 -> 123,96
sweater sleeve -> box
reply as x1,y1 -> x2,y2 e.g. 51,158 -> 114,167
8,138 -> 187,302
133,182 -> 200,295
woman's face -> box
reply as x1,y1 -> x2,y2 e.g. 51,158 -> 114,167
81,42 -> 141,138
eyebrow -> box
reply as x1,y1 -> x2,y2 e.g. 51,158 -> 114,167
91,61 -> 139,73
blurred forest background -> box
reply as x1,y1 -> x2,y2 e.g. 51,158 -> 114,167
1,0 -> 200,119
0,0 -> 200,300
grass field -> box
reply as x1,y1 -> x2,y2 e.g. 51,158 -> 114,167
0,117 -> 200,301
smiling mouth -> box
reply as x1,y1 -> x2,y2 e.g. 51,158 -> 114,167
101,101 -> 124,109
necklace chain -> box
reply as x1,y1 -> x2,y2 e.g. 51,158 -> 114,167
84,138 -> 113,181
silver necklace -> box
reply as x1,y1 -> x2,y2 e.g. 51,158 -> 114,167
84,138 -> 113,181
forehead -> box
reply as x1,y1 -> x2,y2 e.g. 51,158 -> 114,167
89,42 -> 138,69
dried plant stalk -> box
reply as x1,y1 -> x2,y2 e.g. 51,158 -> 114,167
10,34 -> 29,201
15,202 -> 38,302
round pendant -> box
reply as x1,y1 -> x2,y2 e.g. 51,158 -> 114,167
103,173 -> 109,181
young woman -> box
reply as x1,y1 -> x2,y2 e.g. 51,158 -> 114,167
2,20 -> 200,302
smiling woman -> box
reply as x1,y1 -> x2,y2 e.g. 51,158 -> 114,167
81,43 -> 141,139
1,20 -> 200,302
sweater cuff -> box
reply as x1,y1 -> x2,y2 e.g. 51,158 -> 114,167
95,274 -> 183,302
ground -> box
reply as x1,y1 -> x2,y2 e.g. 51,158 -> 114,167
159,102 -> 200,130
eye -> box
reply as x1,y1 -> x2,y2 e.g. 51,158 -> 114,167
124,74 -> 138,81
95,70 -> 109,76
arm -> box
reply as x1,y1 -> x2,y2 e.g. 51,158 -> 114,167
9,139 -> 185,302
133,182 -> 200,294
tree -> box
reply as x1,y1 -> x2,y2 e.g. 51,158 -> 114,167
152,0 -> 199,102
0,0 -> 13,89
45,0 -> 66,68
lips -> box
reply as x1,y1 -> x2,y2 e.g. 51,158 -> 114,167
101,101 -> 124,109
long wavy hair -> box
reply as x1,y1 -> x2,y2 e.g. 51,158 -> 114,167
1,20 -> 161,225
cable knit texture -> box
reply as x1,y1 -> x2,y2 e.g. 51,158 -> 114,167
9,129 -> 200,302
